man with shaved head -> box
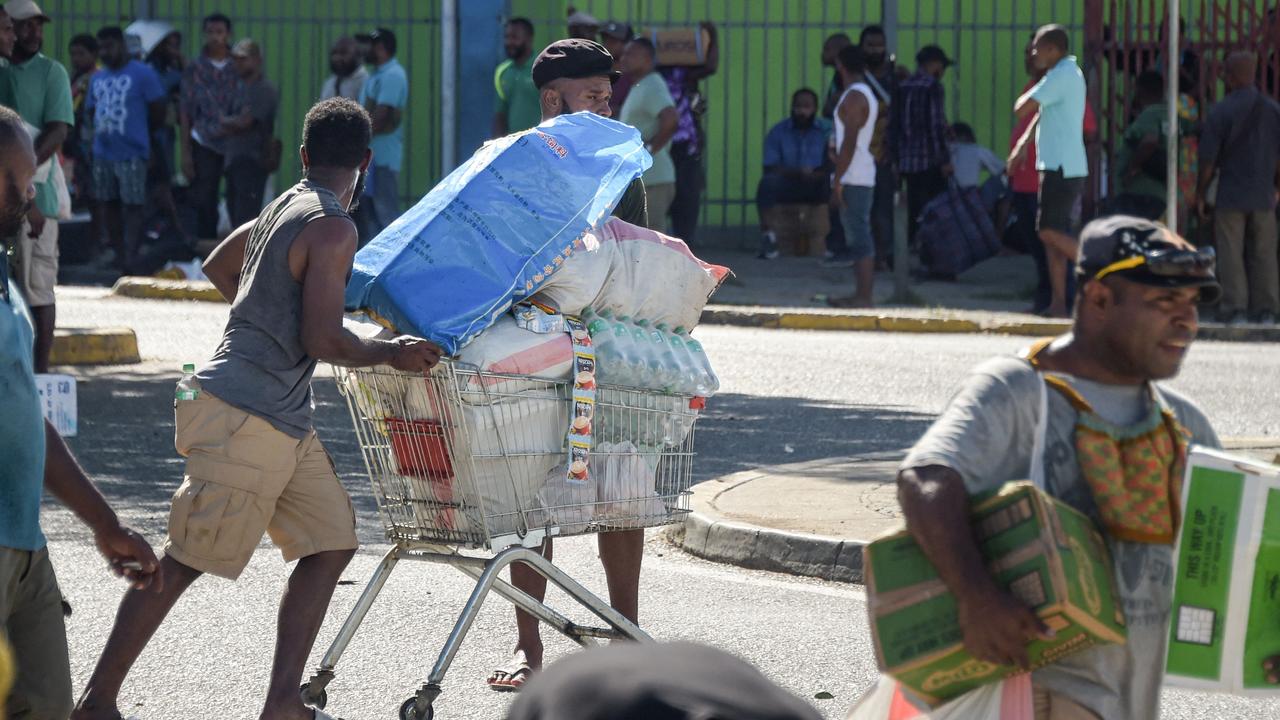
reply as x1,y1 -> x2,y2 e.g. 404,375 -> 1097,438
1196,50 -> 1280,325
319,35 -> 367,103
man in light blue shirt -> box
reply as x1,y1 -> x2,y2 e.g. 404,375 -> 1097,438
1009,24 -> 1088,318
355,27 -> 407,244
0,105 -> 160,720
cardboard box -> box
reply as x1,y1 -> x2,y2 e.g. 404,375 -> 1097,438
1166,448 -> 1280,694
644,27 -> 712,66
864,482 -> 1126,705
34,373 -> 77,437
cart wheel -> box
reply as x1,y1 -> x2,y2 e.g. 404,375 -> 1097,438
300,682 -> 327,709
399,697 -> 433,720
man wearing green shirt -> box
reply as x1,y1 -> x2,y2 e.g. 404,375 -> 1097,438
1,0 -> 72,374
492,17 -> 541,137
619,37 -> 677,232
487,38 -> 648,693
1111,71 -> 1167,221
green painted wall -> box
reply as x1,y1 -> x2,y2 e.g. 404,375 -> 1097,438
48,0 -> 443,205
511,0 -> 1086,230
56,1 -> 1265,234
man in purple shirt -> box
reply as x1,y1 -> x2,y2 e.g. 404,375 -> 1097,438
659,21 -> 718,245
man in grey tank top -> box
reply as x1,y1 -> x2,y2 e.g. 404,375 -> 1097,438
73,98 -> 441,720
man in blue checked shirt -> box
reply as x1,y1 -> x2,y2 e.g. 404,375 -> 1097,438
756,88 -> 832,259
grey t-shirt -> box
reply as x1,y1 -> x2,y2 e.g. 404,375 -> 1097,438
198,180 -> 350,437
1199,86 -> 1280,212
902,355 -> 1220,720
224,78 -> 278,160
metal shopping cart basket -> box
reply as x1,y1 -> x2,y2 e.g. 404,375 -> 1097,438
300,360 -> 699,720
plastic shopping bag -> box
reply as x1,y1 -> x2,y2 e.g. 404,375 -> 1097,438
846,675 -> 1032,720
345,112 -> 650,355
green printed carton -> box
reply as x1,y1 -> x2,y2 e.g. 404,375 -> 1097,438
864,482 -> 1127,705
1166,448 -> 1280,694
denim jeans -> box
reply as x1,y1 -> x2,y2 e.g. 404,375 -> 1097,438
839,184 -> 876,261
353,165 -> 401,245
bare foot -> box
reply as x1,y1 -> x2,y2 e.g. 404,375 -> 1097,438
70,699 -> 124,720
1040,304 -> 1069,319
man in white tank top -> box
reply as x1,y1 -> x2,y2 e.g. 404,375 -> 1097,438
828,44 -> 879,308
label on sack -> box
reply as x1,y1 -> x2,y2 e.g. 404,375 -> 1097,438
565,315 -> 596,485
513,300 -> 566,334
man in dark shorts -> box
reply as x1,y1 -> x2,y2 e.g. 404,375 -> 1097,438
72,98 -> 442,720
487,37 -> 647,692
1010,24 -> 1088,318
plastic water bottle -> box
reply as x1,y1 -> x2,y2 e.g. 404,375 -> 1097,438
591,317 -> 628,385
652,324 -> 688,394
609,316 -> 642,386
646,322 -> 683,392
176,363 -> 200,401
626,318 -> 655,388
660,324 -> 701,394
680,331 -> 720,396
633,320 -> 666,391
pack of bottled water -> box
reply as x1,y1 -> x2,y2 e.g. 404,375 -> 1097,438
583,308 -> 719,396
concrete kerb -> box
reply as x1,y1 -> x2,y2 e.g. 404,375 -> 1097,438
105,278 -> 1280,343
667,510 -> 866,584
665,471 -> 868,584
112,276 -> 223,302
703,304 -> 1280,342
50,327 -> 141,365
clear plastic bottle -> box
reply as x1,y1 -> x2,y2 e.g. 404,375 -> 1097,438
634,320 -> 670,391
627,318 -> 655,389
176,363 -> 200,401
662,324 -> 699,395
612,316 -> 644,386
591,318 -> 628,386
679,331 -> 720,396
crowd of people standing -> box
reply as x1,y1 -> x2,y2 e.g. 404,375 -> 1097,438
489,9 -> 719,244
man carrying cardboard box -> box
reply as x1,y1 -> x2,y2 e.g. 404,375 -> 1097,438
896,215 -> 1223,719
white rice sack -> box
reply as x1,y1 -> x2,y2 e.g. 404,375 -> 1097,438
454,315 -> 574,400
528,230 -> 619,317
592,218 -> 730,331
451,387 -> 568,539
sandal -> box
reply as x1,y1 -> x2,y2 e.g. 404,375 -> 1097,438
487,651 -> 535,693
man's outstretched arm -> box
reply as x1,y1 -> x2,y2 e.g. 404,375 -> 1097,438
297,217 -> 442,372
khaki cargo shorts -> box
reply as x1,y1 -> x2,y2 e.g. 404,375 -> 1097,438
1,547 -> 72,719
12,218 -> 58,307
165,384 -> 358,580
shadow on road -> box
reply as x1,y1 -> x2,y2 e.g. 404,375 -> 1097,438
48,370 -> 933,546
692,392 -> 935,481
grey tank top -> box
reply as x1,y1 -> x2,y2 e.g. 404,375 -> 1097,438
197,180 -> 350,438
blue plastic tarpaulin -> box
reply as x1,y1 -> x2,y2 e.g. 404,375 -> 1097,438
345,112 -> 650,355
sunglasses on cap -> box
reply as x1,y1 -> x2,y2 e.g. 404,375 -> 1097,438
1089,246 -> 1216,282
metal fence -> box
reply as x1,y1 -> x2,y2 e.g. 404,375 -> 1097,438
1081,0 -> 1278,229
55,1 -> 1094,242
513,0 -> 1085,243
50,0 -> 441,207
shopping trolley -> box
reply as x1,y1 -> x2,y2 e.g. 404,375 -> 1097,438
300,360 -> 700,720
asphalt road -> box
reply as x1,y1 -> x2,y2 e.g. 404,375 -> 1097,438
39,287 -> 1280,719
